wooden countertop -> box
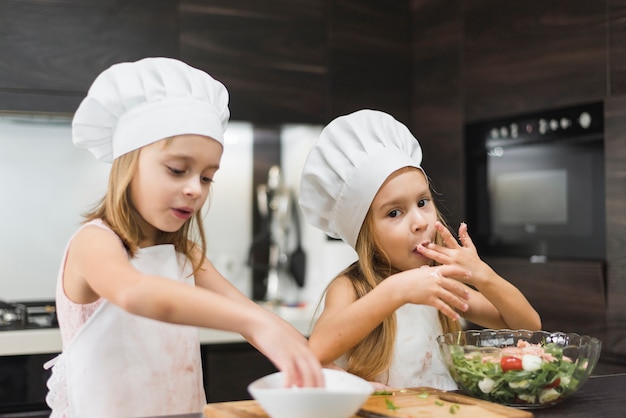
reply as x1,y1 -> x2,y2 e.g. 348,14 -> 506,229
203,387 -> 533,417
139,373 -> 626,418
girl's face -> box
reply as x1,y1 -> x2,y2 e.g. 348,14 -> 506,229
130,134 -> 223,246
369,167 -> 438,271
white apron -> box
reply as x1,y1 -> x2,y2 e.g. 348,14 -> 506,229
336,304 -> 457,390
45,244 -> 205,417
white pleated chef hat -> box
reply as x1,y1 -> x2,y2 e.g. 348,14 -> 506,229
299,109 -> 423,248
72,57 -> 229,163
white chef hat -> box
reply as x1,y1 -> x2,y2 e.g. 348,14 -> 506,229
299,109 -> 423,248
72,57 -> 229,163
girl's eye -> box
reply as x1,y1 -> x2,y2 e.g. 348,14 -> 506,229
388,209 -> 401,218
168,166 -> 185,176
418,198 -> 429,208
201,176 -> 213,185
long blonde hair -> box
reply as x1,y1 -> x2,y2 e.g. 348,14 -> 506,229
332,191 -> 461,383
83,144 -> 208,274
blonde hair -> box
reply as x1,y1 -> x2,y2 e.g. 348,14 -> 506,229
83,143 -> 208,274
331,185 -> 461,383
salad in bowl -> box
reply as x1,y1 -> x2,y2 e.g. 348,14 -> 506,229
437,329 -> 601,408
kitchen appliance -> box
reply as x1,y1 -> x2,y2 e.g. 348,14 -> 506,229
288,195 -> 306,288
0,301 -> 26,329
248,166 -> 305,303
464,102 -> 605,261
0,301 -> 57,331
0,300 -> 58,416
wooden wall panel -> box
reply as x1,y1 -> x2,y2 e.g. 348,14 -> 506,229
409,0 -> 464,228
603,97 -> 626,355
484,257 -> 606,337
330,0 -> 410,122
463,0 -> 607,121
0,0 -> 178,113
180,0 -> 328,124
609,0 -> 626,95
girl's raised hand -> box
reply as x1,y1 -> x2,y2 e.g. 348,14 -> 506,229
416,222 -> 489,286
391,264 -> 471,321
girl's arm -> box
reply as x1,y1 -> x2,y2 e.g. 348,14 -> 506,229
308,264 -> 472,365
191,244 -> 259,305
417,221 -> 542,331
191,247 -> 328,387
65,225 -> 323,388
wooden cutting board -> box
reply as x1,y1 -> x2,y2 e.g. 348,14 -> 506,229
203,387 -> 534,418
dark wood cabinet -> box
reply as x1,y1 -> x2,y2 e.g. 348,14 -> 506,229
0,0 -> 178,113
180,0 -> 329,124
602,97 -> 626,356
1,0 -> 411,123
609,0 -> 626,95
201,342 -> 277,403
180,0 -> 410,124
463,0 -> 607,121
329,0 -> 410,122
483,257 -> 606,337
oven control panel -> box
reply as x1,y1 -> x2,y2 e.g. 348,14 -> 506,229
468,102 -> 604,146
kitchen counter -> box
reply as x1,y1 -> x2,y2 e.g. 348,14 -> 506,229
140,373 -> 626,418
0,304 -> 315,356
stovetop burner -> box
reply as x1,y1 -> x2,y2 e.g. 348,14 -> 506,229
0,300 -> 57,331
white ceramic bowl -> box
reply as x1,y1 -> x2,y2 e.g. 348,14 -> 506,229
248,368 -> 373,418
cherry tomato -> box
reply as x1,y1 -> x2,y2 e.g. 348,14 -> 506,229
500,356 -> 523,372
545,377 -> 561,388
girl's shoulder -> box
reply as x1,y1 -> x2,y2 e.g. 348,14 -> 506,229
82,218 -> 111,231
319,275 -> 359,315
71,219 -> 123,248
326,274 -> 358,301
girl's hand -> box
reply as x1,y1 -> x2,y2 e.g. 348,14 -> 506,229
245,312 -> 324,389
417,222 -> 491,287
391,264 -> 471,321
416,222 -> 542,331
370,381 -> 395,391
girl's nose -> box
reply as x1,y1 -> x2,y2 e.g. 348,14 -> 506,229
411,209 -> 428,232
183,177 -> 202,197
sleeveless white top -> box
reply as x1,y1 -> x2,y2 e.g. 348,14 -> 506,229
336,304 -> 457,390
45,220 -> 205,417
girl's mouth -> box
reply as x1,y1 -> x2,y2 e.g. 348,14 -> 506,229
413,243 -> 432,260
172,207 -> 193,220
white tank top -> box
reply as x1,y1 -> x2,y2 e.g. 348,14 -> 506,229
336,304 -> 457,390
45,220 -> 205,417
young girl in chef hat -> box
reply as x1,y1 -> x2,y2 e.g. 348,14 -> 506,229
44,57 -> 323,418
298,109 -> 541,390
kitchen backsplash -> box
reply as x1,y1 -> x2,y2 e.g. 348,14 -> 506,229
0,114 -> 356,306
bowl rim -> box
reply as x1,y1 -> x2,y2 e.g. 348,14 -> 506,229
437,328 -> 602,345
248,368 -> 374,395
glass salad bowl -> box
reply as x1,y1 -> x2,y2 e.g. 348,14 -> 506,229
437,329 -> 601,409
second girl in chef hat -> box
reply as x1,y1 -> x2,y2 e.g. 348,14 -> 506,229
45,57 -> 323,418
299,109 -> 541,389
